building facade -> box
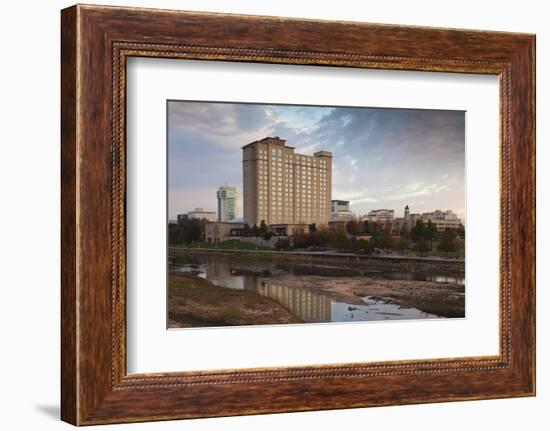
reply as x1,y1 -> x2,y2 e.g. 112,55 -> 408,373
365,209 -> 395,224
187,207 -> 217,222
216,186 -> 238,222
176,214 -> 188,224
331,199 -> 354,221
390,205 -> 462,233
242,137 -> 332,226
204,222 -> 244,243
421,209 -> 462,231
391,205 -> 418,233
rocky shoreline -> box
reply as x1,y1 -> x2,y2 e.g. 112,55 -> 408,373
262,274 -> 465,318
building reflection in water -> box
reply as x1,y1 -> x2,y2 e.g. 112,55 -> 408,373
172,254 -> 455,323
201,257 -> 332,322
250,279 -> 332,323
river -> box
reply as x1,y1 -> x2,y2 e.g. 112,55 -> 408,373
170,254 -> 464,323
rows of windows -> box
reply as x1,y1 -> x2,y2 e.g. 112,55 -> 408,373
253,146 -> 330,223
258,148 -> 330,166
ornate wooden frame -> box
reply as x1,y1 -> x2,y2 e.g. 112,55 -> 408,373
61,4 -> 536,425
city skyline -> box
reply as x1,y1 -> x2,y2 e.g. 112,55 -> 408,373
175,199 -> 463,226
168,101 -> 465,221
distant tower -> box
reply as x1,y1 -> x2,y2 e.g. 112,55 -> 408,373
217,186 -> 238,222
404,205 -> 410,219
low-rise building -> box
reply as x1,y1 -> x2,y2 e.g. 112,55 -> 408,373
421,209 -> 462,231
187,207 -> 217,222
390,205 -> 462,233
391,205 -> 417,233
204,222 -> 244,243
331,199 -> 354,221
269,224 -> 308,236
176,214 -> 189,224
365,209 -> 395,224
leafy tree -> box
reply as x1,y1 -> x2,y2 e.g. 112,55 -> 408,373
411,219 -> 438,247
346,220 -> 362,236
411,220 -> 426,242
355,238 -> 373,254
168,224 -> 186,245
292,231 -> 321,249
437,228 -> 459,253
371,229 -> 393,251
263,231 -> 273,241
323,227 -> 348,249
455,223 -> 465,239
425,220 -> 439,247
184,219 -> 203,244
242,223 -> 251,236
274,237 -> 292,251
308,223 -> 317,233
251,223 -> 260,236
168,218 -> 202,245
259,219 -> 268,234
394,236 -> 410,254
363,220 -> 383,234
413,240 -> 431,256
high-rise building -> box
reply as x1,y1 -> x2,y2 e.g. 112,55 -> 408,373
216,186 -> 238,222
242,137 -> 332,226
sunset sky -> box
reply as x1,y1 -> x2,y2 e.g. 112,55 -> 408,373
168,100 -> 465,222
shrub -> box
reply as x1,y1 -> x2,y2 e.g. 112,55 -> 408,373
274,237 -> 292,251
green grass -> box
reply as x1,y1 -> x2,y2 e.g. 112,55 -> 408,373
183,240 -> 273,251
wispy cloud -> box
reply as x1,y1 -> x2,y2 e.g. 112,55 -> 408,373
168,101 -> 465,220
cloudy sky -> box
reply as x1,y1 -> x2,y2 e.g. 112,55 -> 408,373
168,100 -> 465,221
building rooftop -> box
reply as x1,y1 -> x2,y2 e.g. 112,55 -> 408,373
189,208 -> 215,214
242,136 -> 295,149
313,150 -> 333,158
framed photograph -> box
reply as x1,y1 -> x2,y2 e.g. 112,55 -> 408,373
61,4 -> 535,425
166,101 -> 466,329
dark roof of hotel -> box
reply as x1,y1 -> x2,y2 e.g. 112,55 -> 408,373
242,136 -> 295,149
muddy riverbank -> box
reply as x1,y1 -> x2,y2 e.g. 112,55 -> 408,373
168,272 -> 303,328
168,248 -> 465,327
264,274 -> 464,318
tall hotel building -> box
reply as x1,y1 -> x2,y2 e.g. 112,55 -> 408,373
242,137 -> 332,226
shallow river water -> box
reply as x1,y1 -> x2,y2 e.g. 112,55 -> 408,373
170,254 -> 463,323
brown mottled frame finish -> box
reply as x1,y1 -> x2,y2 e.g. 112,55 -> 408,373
61,4 -> 535,426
